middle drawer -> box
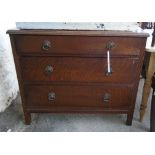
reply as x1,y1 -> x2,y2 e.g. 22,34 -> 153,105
21,57 -> 138,83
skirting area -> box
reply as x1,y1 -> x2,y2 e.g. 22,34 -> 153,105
0,79 -> 151,132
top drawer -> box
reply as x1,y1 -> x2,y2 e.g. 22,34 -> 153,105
14,35 -> 142,56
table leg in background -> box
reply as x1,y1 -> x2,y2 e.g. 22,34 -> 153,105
140,53 -> 155,121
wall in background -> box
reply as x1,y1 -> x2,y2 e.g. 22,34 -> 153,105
0,21 -> 18,112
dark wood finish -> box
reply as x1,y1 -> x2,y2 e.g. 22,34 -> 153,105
141,52 -> 151,79
24,84 -> 132,107
14,35 -> 142,56
126,110 -> 134,125
23,111 -> 31,125
7,29 -> 148,37
21,57 -> 139,83
7,29 -> 148,126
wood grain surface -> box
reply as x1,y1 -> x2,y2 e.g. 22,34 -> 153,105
7,29 -> 148,125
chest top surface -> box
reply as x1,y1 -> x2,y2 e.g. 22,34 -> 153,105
7,29 -> 149,38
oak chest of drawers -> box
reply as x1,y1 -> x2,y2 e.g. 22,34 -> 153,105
7,30 -> 148,125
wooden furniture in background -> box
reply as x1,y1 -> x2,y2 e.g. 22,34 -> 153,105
140,51 -> 155,121
140,22 -> 155,121
7,30 -> 148,125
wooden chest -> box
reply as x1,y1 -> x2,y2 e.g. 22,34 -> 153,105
7,30 -> 148,125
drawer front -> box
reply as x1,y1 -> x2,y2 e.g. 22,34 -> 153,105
21,57 -> 138,83
24,84 -> 132,107
14,35 -> 142,56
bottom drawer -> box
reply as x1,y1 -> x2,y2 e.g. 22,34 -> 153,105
24,84 -> 132,108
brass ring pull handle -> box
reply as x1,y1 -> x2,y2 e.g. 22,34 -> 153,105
42,40 -> 51,51
45,65 -> 53,75
103,93 -> 111,102
106,41 -> 116,50
48,92 -> 55,101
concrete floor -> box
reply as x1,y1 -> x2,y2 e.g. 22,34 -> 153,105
0,79 -> 152,132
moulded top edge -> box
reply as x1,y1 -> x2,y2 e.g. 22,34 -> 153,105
6,29 -> 149,38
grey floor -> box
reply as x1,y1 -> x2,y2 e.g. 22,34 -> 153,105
0,79 -> 152,132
